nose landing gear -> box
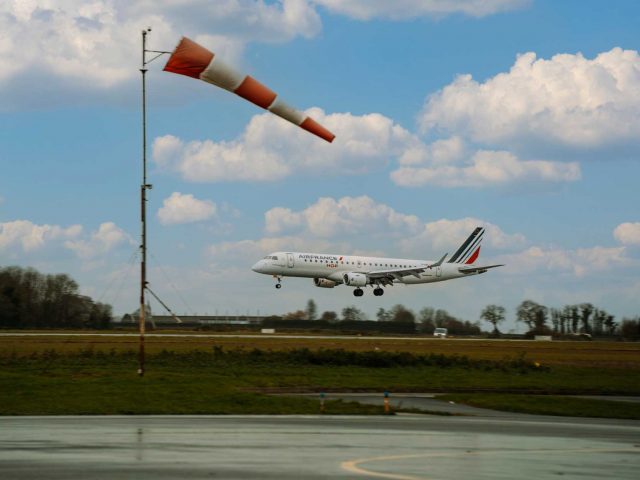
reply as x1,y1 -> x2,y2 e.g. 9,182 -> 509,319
274,276 -> 282,289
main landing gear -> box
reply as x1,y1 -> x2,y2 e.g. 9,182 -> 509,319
352,287 -> 385,297
274,276 -> 282,289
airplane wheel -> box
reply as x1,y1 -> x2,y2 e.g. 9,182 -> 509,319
374,288 -> 384,296
275,283 -> 282,289
353,288 -> 364,297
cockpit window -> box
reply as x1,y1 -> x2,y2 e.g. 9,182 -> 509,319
263,255 -> 279,260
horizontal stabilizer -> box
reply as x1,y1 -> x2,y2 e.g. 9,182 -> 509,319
458,264 -> 504,274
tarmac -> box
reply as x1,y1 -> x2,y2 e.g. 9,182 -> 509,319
1,413 -> 639,479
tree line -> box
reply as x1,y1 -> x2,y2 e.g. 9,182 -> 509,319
482,300 -> 639,338
0,266 -> 112,329
278,299 -> 639,338
1,266 -> 638,338
273,300 -> 482,335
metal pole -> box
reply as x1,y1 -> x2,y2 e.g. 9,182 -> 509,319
139,28 -> 150,377
136,32 -> 170,377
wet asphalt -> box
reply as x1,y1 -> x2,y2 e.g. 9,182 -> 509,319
1,413 -> 639,479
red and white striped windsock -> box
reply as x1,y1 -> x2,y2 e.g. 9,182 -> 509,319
163,37 -> 335,143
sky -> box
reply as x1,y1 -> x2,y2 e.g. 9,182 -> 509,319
1,0 -> 639,331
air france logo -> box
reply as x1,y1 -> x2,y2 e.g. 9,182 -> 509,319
299,254 -> 338,261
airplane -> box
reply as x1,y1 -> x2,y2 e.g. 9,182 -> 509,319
251,227 -> 504,296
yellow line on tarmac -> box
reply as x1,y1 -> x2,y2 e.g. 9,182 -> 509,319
341,453 -> 428,480
341,447 -> 639,479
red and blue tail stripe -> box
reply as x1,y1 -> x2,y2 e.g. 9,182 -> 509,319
448,227 -> 484,265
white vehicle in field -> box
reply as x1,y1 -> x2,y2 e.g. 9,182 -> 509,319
433,328 -> 448,338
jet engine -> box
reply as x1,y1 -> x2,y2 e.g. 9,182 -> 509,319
343,272 -> 368,287
313,278 -> 337,288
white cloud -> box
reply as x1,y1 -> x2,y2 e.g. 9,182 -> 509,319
157,192 -> 217,225
0,219 -> 133,263
0,0 -> 528,108
64,222 -> 133,259
398,136 -> 466,166
156,109 -> 583,189
265,196 -> 422,237
313,0 -> 529,20
152,109 -> 415,182
208,236 -> 334,263
0,0 -> 320,107
498,245 -> 634,277
263,196 -> 524,260
391,149 -> 581,187
419,48 -> 640,149
399,217 -> 525,254
0,220 -> 81,252
614,222 -> 640,246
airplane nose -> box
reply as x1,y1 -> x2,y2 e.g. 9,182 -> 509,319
251,261 -> 263,273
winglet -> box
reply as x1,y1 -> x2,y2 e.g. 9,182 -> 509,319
429,253 -> 448,269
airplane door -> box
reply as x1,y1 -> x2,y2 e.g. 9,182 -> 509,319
286,253 -> 294,268
436,266 -> 442,277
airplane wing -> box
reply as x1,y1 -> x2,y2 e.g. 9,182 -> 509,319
367,254 -> 448,283
367,266 -> 426,281
458,264 -> 504,274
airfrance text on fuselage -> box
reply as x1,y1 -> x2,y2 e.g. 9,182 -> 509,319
299,254 -> 339,261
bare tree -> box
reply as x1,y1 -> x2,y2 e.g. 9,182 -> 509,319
319,311 -> 338,323
376,308 -> 392,322
390,304 -> 416,324
418,307 -> 436,333
516,300 -> 548,334
0,266 -> 112,329
341,306 -> 367,322
305,299 -> 318,321
480,304 -> 506,334
579,303 -> 594,334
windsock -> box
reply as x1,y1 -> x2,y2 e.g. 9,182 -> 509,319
163,37 -> 335,143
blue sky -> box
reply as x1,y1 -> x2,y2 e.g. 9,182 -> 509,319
1,0 -> 639,330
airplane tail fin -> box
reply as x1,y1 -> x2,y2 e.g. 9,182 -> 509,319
448,227 -> 484,265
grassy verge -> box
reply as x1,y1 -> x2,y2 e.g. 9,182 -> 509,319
2,334 -> 639,368
1,357 -> 383,415
1,346 -> 639,415
437,393 -> 640,420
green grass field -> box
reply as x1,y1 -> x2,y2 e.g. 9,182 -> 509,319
2,332 -> 639,367
1,333 -> 638,417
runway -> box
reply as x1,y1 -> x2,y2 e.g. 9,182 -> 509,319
0,332 -> 515,341
1,414 -> 638,479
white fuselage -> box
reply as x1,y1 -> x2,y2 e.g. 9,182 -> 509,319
251,251 -> 477,286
